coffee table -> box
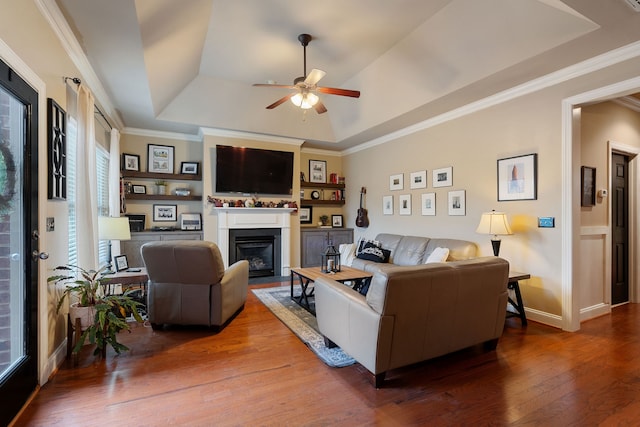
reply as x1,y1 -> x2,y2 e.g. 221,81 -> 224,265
290,266 -> 373,314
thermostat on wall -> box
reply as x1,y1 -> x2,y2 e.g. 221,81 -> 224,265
538,217 -> 555,228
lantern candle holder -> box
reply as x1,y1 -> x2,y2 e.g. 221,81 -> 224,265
321,241 -> 341,273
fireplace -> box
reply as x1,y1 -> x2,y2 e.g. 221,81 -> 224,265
229,228 -> 281,278
213,207 -> 294,276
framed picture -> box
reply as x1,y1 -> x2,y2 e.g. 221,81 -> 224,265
399,194 -> 411,215
47,98 -> 67,200
410,170 -> 427,189
147,144 -> 175,174
581,166 -> 596,207
448,190 -> 466,216
497,153 -> 537,201
332,214 -> 343,228
390,173 -> 403,191
180,213 -> 202,230
421,193 -> 436,216
122,153 -> 140,171
180,161 -> 199,175
432,167 -> 453,187
299,206 -> 312,224
309,160 -> 327,183
383,195 -> 393,215
132,185 -> 146,194
114,254 -> 129,272
153,204 -> 177,222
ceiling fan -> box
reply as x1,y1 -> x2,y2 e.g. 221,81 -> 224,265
253,34 -> 360,114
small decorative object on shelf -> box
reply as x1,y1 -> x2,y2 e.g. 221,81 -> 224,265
322,241 -> 341,273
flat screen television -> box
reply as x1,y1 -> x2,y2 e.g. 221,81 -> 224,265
215,145 -> 294,196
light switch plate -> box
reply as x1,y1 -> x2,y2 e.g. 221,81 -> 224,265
538,217 -> 555,228
46,217 -> 55,231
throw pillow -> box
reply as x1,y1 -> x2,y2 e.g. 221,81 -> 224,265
356,238 -> 379,255
356,241 -> 391,263
339,243 -> 356,267
425,247 -> 450,263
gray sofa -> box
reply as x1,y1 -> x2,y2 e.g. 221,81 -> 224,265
316,234 -> 509,387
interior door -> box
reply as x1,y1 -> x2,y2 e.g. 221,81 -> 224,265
0,59 -> 39,425
611,153 -> 629,305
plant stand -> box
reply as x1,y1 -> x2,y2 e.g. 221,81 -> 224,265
66,314 -> 82,367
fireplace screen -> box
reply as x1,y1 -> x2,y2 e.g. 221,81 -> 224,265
234,236 -> 275,277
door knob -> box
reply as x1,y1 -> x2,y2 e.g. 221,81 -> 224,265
32,251 -> 49,261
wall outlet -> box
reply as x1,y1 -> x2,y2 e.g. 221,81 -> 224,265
538,217 -> 555,228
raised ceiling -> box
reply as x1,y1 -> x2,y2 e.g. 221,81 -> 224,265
55,0 -> 640,150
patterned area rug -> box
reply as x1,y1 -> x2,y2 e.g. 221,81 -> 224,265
252,285 -> 356,368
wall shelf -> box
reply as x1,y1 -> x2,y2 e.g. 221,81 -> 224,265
300,181 -> 345,190
121,170 -> 202,181
300,199 -> 345,206
125,194 -> 201,201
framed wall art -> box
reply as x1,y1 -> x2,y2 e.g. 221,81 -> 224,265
581,166 -> 596,207
497,153 -> 537,201
399,194 -> 411,215
432,167 -> 452,188
331,214 -> 343,228
122,153 -> 140,171
309,160 -> 327,183
299,206 -> 313,224
147,144 -> 175,174
47,98 -> 66,200
410,170 -> 427,189
421,193 -> 436,216
389,173 -> 403,191
180,161 -> 199,175
153,204 -> 177,222
383,195 -> 393,215
132,185 -> 146,194
448,190 -> 466,216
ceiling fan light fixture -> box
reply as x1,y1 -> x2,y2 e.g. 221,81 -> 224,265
290,91 -> 319,109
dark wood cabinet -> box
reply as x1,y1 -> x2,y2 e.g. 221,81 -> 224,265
121,230 -> 203,267
300,228 -> 353,267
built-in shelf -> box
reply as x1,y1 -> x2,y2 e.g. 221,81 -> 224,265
300,181 -> 345,190
121,171 -> 202,181
124,194 -> 201,201
300,199 -> 345,206
300,181 -> 345,206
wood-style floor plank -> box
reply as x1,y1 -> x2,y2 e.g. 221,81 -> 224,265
13,282 -> 640,426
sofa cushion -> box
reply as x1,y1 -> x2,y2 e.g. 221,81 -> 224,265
393,236 -> 430,265
356,241 -> 391,263
425,247 -> 450,263
424,238 -> 477,262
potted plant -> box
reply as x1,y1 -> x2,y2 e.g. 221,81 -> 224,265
155,180 -> 167,195
49,264 -> 144,358
319,215 -> 329,226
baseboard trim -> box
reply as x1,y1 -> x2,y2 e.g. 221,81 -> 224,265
40,339 -> 67,385
580,303 -> 611,322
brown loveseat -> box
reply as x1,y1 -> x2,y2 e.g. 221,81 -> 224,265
316,240 -> 509,387
141,240 -> 249,330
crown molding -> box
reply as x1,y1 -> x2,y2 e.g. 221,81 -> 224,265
343,40 -> 640,156
199,127 -> 305,146
122,127 -> 202,142
35,0 -> 124,130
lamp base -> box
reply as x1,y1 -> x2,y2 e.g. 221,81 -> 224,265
491,239 -> 501,257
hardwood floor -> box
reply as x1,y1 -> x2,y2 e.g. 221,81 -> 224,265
14,282 -> 640,426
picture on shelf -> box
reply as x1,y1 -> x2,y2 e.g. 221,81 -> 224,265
153,204 -> 177,222
114,255 -> 129,272
122,153 -> 140,171
180,161 -> 199,175
309,160 -> 327,183
147,144 -> 175,174
299,206 -> 313,224
332,214 -> 343,228
132,185 -> 146,194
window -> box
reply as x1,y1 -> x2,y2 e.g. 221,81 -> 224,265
67,117 -> 77,266
96,146 -> 110,265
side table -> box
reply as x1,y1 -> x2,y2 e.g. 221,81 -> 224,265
507,271 -> 530,326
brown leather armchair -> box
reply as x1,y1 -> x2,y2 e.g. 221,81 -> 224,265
141,240 -> 249,330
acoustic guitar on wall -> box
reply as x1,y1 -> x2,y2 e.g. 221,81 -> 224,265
356,186 -> 369,228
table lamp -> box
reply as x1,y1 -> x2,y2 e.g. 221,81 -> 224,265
98,216 -> 131,272
476,210 -> 512,256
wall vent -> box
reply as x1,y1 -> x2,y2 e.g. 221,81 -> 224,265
624,0 -> 640,12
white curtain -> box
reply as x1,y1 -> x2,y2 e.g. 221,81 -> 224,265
108,128 -> 122,255
75,85 -> 99,270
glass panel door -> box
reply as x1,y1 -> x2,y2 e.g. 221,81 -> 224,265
0,59 -> 39,426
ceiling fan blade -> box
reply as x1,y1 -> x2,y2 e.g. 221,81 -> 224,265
253,83 -> 297,89
314,100 -> 327,114
317,86 -> 360,98
266,93 -> 295,109
305,69 -> 326,86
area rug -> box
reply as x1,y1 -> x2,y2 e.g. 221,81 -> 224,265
252,285 -> 356,368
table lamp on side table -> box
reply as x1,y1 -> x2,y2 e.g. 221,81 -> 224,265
98,216 -> 131,273
476,210 -> 512,257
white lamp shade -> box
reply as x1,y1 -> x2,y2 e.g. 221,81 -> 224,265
476,211 -> 512,236
98,216 -> 131,241
290,91 -> 319,109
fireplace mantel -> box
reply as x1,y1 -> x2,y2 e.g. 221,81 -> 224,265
212,207 -> 294,275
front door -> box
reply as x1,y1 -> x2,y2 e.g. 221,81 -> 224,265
611,153 -> 629,305
0,59 -> 39,425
